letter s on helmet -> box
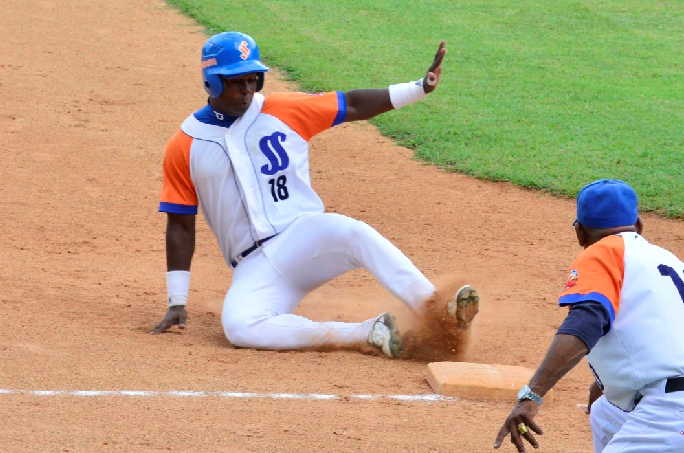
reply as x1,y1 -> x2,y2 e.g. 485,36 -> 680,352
201,32 -> 269,98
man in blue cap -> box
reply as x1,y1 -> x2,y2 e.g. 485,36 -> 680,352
494,179 -> 684,452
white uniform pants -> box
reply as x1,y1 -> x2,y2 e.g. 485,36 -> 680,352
590,379 -> 684,452
221,213 -> 435,350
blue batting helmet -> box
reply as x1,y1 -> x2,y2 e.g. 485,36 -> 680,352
201,32 -> 269,98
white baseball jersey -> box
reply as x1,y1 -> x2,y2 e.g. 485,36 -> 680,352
159,91 -> 346,266
559,232 -> 684,411
158,91 -> 436,352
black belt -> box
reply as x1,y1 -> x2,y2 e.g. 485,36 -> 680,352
665,376 -> 684,393
230,235 -> 275,267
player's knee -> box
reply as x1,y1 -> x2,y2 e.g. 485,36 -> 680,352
225,330 -> 253,348
222,321 -> 256,348
328,213 -> 371,244
221,312 -> 265,348
222,312 -> 248,344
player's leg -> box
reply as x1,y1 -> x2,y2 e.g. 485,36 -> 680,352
601,386 -> 684,453
221,248 -> 382,351
589,395 -> 629,452
262,213 -> 436,310
261,212 -> 478,359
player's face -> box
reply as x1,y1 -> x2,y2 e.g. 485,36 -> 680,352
216,73 -> 259,116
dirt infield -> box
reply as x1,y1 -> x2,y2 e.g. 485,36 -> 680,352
2,1 -> 683,452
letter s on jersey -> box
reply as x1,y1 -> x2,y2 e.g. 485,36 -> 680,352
259,132 -> 290,175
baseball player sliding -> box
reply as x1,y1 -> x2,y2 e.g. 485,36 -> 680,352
151,31 -> 479,359
494,179 -> 684,452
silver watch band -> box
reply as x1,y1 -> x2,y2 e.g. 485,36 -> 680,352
517,385 -> 543,405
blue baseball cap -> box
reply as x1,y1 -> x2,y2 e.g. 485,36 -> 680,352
575,179 -> 639,228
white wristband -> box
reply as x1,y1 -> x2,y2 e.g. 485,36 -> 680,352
166,270 -> 190,307
388,78 -> 426,109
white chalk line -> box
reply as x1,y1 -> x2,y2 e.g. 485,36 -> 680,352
0,388 -> 455,402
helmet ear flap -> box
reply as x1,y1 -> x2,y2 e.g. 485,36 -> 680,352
203,72 -> 224,98
204,73 -> 263,97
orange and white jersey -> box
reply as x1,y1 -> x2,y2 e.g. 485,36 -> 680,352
159,91 -> 346,266
559,232 -> 684,410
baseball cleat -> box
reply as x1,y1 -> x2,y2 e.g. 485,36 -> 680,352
368,312 -> 402,358
447,285 -> 480,329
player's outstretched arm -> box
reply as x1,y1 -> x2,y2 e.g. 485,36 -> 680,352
343,41 -> 447,122
151,213 -> 196,334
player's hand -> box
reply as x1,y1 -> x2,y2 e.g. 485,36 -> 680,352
493,400 -> 543,452
150,305 -> 187,334
423,40 -> 446,94
586,381 -> 603,414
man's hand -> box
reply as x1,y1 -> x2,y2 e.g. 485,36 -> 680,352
493,400 -> 543,452
151,305 -> 188,334
423,41 -> 446,93
586,381 -> 603,414
492,334 -> 586,451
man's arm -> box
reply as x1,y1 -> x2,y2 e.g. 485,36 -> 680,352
166,213 -> 196,271
151,213 -> 196,334
343,41 -> 446,122
493,299 -> 611,451
528,333 -> 589,398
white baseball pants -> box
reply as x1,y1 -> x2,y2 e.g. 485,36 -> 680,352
221,213 -> 435,350
590,379 -> 684,452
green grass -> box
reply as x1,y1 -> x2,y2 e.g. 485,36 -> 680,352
166,0 -> 684,217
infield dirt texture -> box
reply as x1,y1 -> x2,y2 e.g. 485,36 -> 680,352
2,0 -> 683,452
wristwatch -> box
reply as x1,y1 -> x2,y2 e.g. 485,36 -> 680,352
517,385 -> 543,405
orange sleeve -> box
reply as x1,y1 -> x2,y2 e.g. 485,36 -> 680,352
261,91 -> 345,141
159,130 -> 198,214
558,235 -> 625,318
